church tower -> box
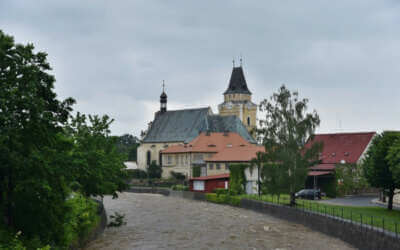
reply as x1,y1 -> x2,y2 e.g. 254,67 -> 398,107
218,65 -> 257,135
160,82 -> 167,113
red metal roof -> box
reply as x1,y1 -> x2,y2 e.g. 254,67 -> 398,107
308,171 -> 332,176
309,164 -> 336,171
190,173 -> 230,181
305,132 -> 375,164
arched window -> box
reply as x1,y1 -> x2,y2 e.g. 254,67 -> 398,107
146,151 -> 151,166
159,152 -> 162,166
247,117 -> 251,126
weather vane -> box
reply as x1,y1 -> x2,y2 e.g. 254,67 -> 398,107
162,80 -> 165,92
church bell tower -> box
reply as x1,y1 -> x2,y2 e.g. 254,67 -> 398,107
218,65 -> 257,135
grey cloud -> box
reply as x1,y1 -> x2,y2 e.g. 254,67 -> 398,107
1,0 -> 400,135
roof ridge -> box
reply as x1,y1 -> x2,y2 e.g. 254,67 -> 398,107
315,131 -> 376,136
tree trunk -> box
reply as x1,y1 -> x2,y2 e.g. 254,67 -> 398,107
388,188 -> 394,210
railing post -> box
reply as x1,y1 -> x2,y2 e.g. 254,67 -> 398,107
360,214 -> 363,231
324,205 -> 326,215
395,222 -> 398,238
350,211 -> 352,224
371,216 -> 373,230
341,208 -> 344,219
382,218 -> 385,233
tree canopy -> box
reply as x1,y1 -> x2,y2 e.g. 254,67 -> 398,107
0,29 -> 128,247
363,131 -> 400,210
257,85 -> 322,205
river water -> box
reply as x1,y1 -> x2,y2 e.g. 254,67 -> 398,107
86,192 -> 354,250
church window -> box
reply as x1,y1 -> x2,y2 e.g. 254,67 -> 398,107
146,151 -> 151,166
247,117 -> 250,126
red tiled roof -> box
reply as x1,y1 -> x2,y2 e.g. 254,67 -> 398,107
206,145 -> 265,162
309,164 -> 336,171
305,132 -> 375,164
161,132 -> 252,154
308,171 -> 332,176
190,173 -> 230,181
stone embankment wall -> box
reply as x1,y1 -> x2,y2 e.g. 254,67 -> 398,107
127,187 -> 400,250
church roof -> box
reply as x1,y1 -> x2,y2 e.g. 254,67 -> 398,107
224,66 -> 252,95
142,108 -> 211,143
201,115 -> 256,144
142,109 -> 256,144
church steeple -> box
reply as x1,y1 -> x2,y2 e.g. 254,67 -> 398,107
224,66 -> 252,95
160,81 -> 167,113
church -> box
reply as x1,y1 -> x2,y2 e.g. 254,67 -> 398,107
137,65 -> 258,178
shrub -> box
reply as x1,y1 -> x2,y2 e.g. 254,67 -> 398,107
171,184 -> 189,191
148,161 -> 162,179
214,188 -> 229,196
126,169 -> 147,179
170,171 -> 186,182
63,193 -> 100,245
228,164 -> 247,195
205,193 -> 241,206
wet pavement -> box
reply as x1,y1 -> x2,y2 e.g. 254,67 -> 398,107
86,192 -> 355,250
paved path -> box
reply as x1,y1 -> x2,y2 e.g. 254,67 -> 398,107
86,192 -> 354,250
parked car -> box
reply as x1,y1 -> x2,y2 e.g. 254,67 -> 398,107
295,189 -> 322,200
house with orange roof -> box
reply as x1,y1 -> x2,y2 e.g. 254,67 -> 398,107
205,145 -> 265,194
160,132 -> 253,178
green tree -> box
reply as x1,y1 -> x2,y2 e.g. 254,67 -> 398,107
257,85 -> 322,206
335,163 -> 369,196
115,134 -> 139,161
0,30 -> 75,242
363,131 -> 400,210
66,113 -> 128,198
228,164 -> 247,195
147,160 -> 162,179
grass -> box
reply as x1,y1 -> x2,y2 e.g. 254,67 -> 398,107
240,194 -> 400,234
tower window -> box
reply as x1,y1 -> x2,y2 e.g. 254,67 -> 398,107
247,117 -> 251,126
146,151 -> 151,166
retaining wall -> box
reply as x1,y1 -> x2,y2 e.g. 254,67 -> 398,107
127,188 -> 400,250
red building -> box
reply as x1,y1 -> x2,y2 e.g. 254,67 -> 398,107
189,173 -> 230,193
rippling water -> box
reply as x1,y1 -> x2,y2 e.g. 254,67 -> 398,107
85,192 -> 354,250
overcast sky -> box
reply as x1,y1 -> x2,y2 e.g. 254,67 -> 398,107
1,1 -> 399,136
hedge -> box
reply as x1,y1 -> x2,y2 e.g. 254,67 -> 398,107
205,193 -> 241,206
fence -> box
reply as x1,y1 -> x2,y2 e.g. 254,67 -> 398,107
245,194 -> 400,238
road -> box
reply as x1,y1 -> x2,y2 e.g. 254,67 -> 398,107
86,192 -> 355,250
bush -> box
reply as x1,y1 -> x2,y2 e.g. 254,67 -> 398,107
170,171 -> 186,182
205,193 -> 241,206
148,161 -> 162,179
214,188 -> 229,196
126,169 -> 147,179
63,193 -> 100,246
171,184 -> 189,191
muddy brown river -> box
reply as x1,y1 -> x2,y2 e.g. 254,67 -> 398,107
86,192 -> 355,250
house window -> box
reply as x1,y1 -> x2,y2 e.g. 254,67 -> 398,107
216,163 -> 221,170
167,155 -> 172,164
193,181 -> 205,191
209,164 -> 214,170
225,164 -> 229,170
